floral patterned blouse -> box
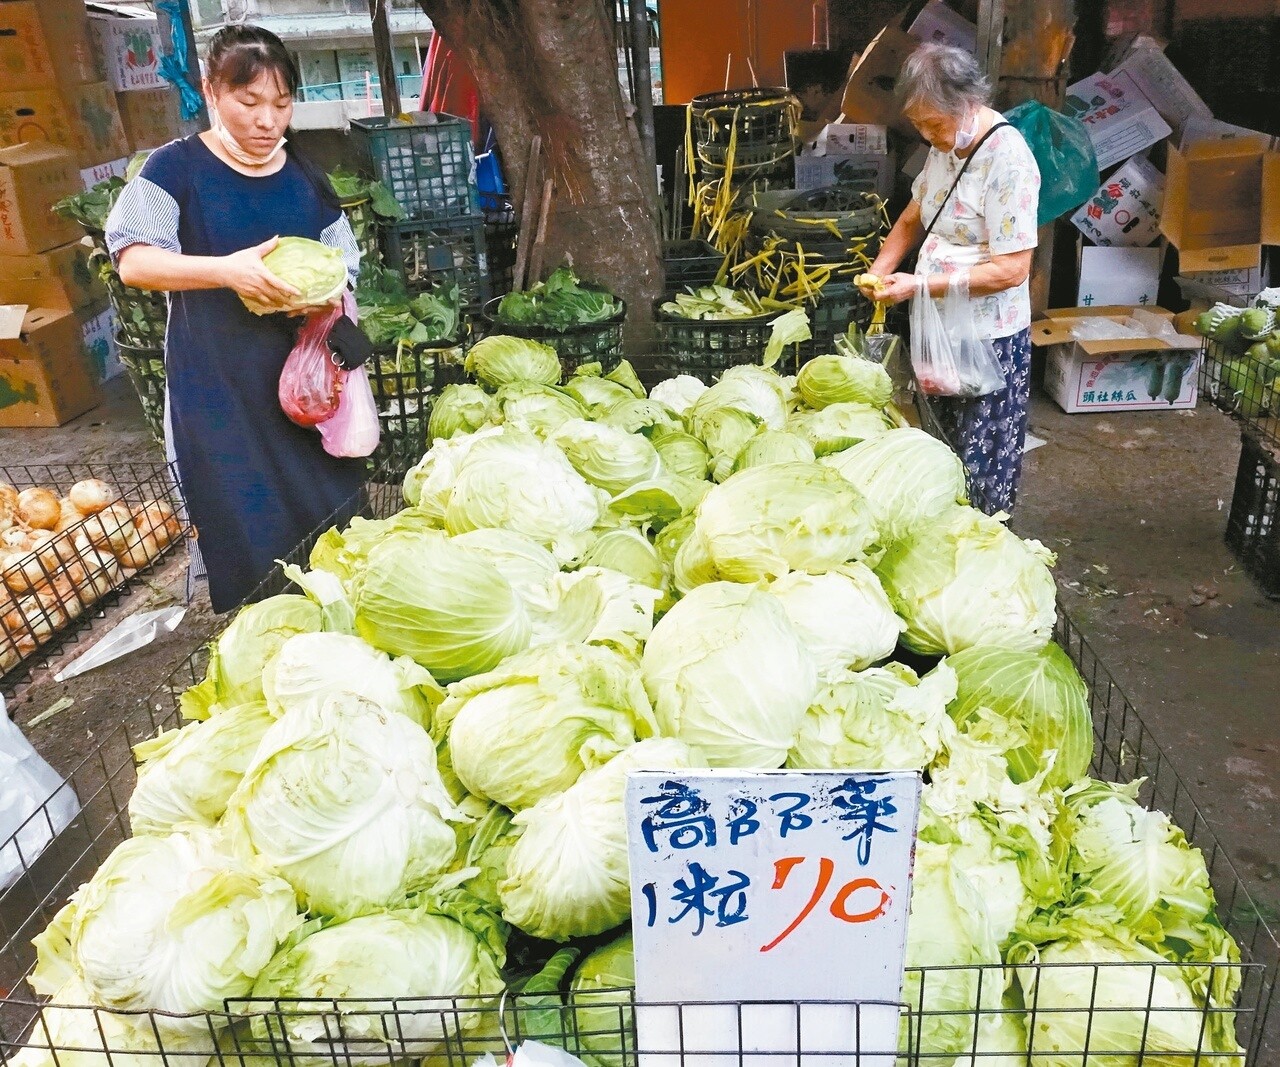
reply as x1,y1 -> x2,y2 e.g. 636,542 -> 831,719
911,119 -> 1040,339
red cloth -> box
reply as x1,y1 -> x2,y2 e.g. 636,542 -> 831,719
419,32 -> 482,147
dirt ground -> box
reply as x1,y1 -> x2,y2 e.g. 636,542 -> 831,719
2,370 -> 1279,949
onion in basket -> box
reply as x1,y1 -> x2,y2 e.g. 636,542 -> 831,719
17,487 -> 60,530
55,497 -> 84,533
133,500 -> 180,549
69,479 -> 118,516
86,503 -> 139,555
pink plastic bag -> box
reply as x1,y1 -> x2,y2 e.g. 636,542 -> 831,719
279,305 -> 343,427
319,363 -> 380,458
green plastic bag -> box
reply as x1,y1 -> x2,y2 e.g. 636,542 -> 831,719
1003,100 -> 1099,227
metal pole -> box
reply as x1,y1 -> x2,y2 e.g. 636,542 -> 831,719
366,0 -> 402,119
629,1 -> 658,199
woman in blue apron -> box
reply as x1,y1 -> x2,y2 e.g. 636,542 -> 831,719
106,25 -> 364,612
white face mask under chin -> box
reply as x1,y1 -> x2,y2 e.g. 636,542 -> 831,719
953,111 -> 979,152
210,104 -> 286,167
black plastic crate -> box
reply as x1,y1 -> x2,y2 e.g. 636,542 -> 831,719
382,216 -> 491,308
366,339 -> 469,479
1200,340 -> 1280,447
662,239 -> 725,293
349,112 -> 478,222
652,306 -> 781,383
483,199 -> 518,300
1226,432 -> 1280,598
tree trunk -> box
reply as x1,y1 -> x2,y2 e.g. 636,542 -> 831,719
417,0 -> 663,323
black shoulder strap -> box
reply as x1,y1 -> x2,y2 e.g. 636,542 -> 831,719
920,121 -> 1011,244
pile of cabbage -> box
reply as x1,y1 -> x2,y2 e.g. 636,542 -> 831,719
18,344 -> 1244,1067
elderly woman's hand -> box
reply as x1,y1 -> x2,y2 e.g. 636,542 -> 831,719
870,273 -> 919,306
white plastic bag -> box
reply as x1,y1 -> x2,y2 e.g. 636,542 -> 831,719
0,694 -> 80,889
471,1041 -> 590,1067
909,271 -> 1006,397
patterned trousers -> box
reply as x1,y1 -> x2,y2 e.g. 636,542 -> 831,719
928,327 -> 1033,516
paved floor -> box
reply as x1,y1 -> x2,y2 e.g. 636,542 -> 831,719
3,372 -> 1279,931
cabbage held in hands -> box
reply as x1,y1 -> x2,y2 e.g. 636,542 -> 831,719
439,643 -> 657,810
240,237 -> 347,316
875,505 -> 1056,655
642,582 -> 818,767
354,530 -> 531,681
224,693 -> 461,919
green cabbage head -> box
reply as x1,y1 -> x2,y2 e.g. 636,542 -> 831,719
465,335 -> 562,388
875,506 -> 1056,655
242,237 -> 347,315
428,384 -> 497,442
796,353 -> 893,409
570,932 -> 636,1067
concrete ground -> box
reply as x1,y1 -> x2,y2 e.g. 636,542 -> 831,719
2,370 -> 1279,966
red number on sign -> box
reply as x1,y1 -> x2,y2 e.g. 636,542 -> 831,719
760,857 -> 890,952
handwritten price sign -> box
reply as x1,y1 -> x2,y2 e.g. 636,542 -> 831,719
625,770 -> 921,1067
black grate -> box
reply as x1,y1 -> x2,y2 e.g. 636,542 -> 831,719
366,340 -> 469,480
1226,433 -> 1280,598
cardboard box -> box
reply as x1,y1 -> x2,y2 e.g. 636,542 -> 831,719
1180,118 -> 1275,152
0,82 -> 130,169
115,89 -> 183,152
1070,153 -> 1164,246
1109,36 -> 1211,139
1076,246 -> 1161,307
1063,71 -> 1172,171
0,143 -> 82,255
1160,138 -> 1280,273
89,15 -> 167,93
0,306 -> 100,426
795,123 -> 894,199
79,302 -> 122,383
0,0 -> 104,93
81,157 -> 129,190
1033,304 -> 1200,414
837,25 -> 919,136
907,0 -> 978,53
0,241 -> 104,312
1174,268 -> 1263,310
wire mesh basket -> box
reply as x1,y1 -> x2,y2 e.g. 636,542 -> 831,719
0,463 -> 191,694
662,240 -> 726,294
1226,432 -> 1280,599
480,298 -> 627,378
651,306 -> 782,383
350,113 -> 478,223
87,245 -> 167,350
0,585 -> 1275,1064
112,336 -> 165,447
366,338 -> 469,479
1200,340 -> 1280,448
690,87 -> 801,176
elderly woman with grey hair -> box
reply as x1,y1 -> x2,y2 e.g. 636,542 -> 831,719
857,43 -> 1040,515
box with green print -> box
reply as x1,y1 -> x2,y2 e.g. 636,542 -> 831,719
1033,304 -> 1201,414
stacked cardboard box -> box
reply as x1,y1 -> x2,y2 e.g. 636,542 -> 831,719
89,12 -> 184,153
0,141 -> 102,426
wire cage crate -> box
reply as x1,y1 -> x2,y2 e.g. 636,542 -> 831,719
1225,432 -> 1280,598
112,336 -> 166,447
0,463 -> 191,695
350,113 -> 479,223
479,298 -> 628,379
383,217 -> 492,309
366,338 -> 470,479
1200,340 -> 1280,448
0,588 -> 1275,1065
